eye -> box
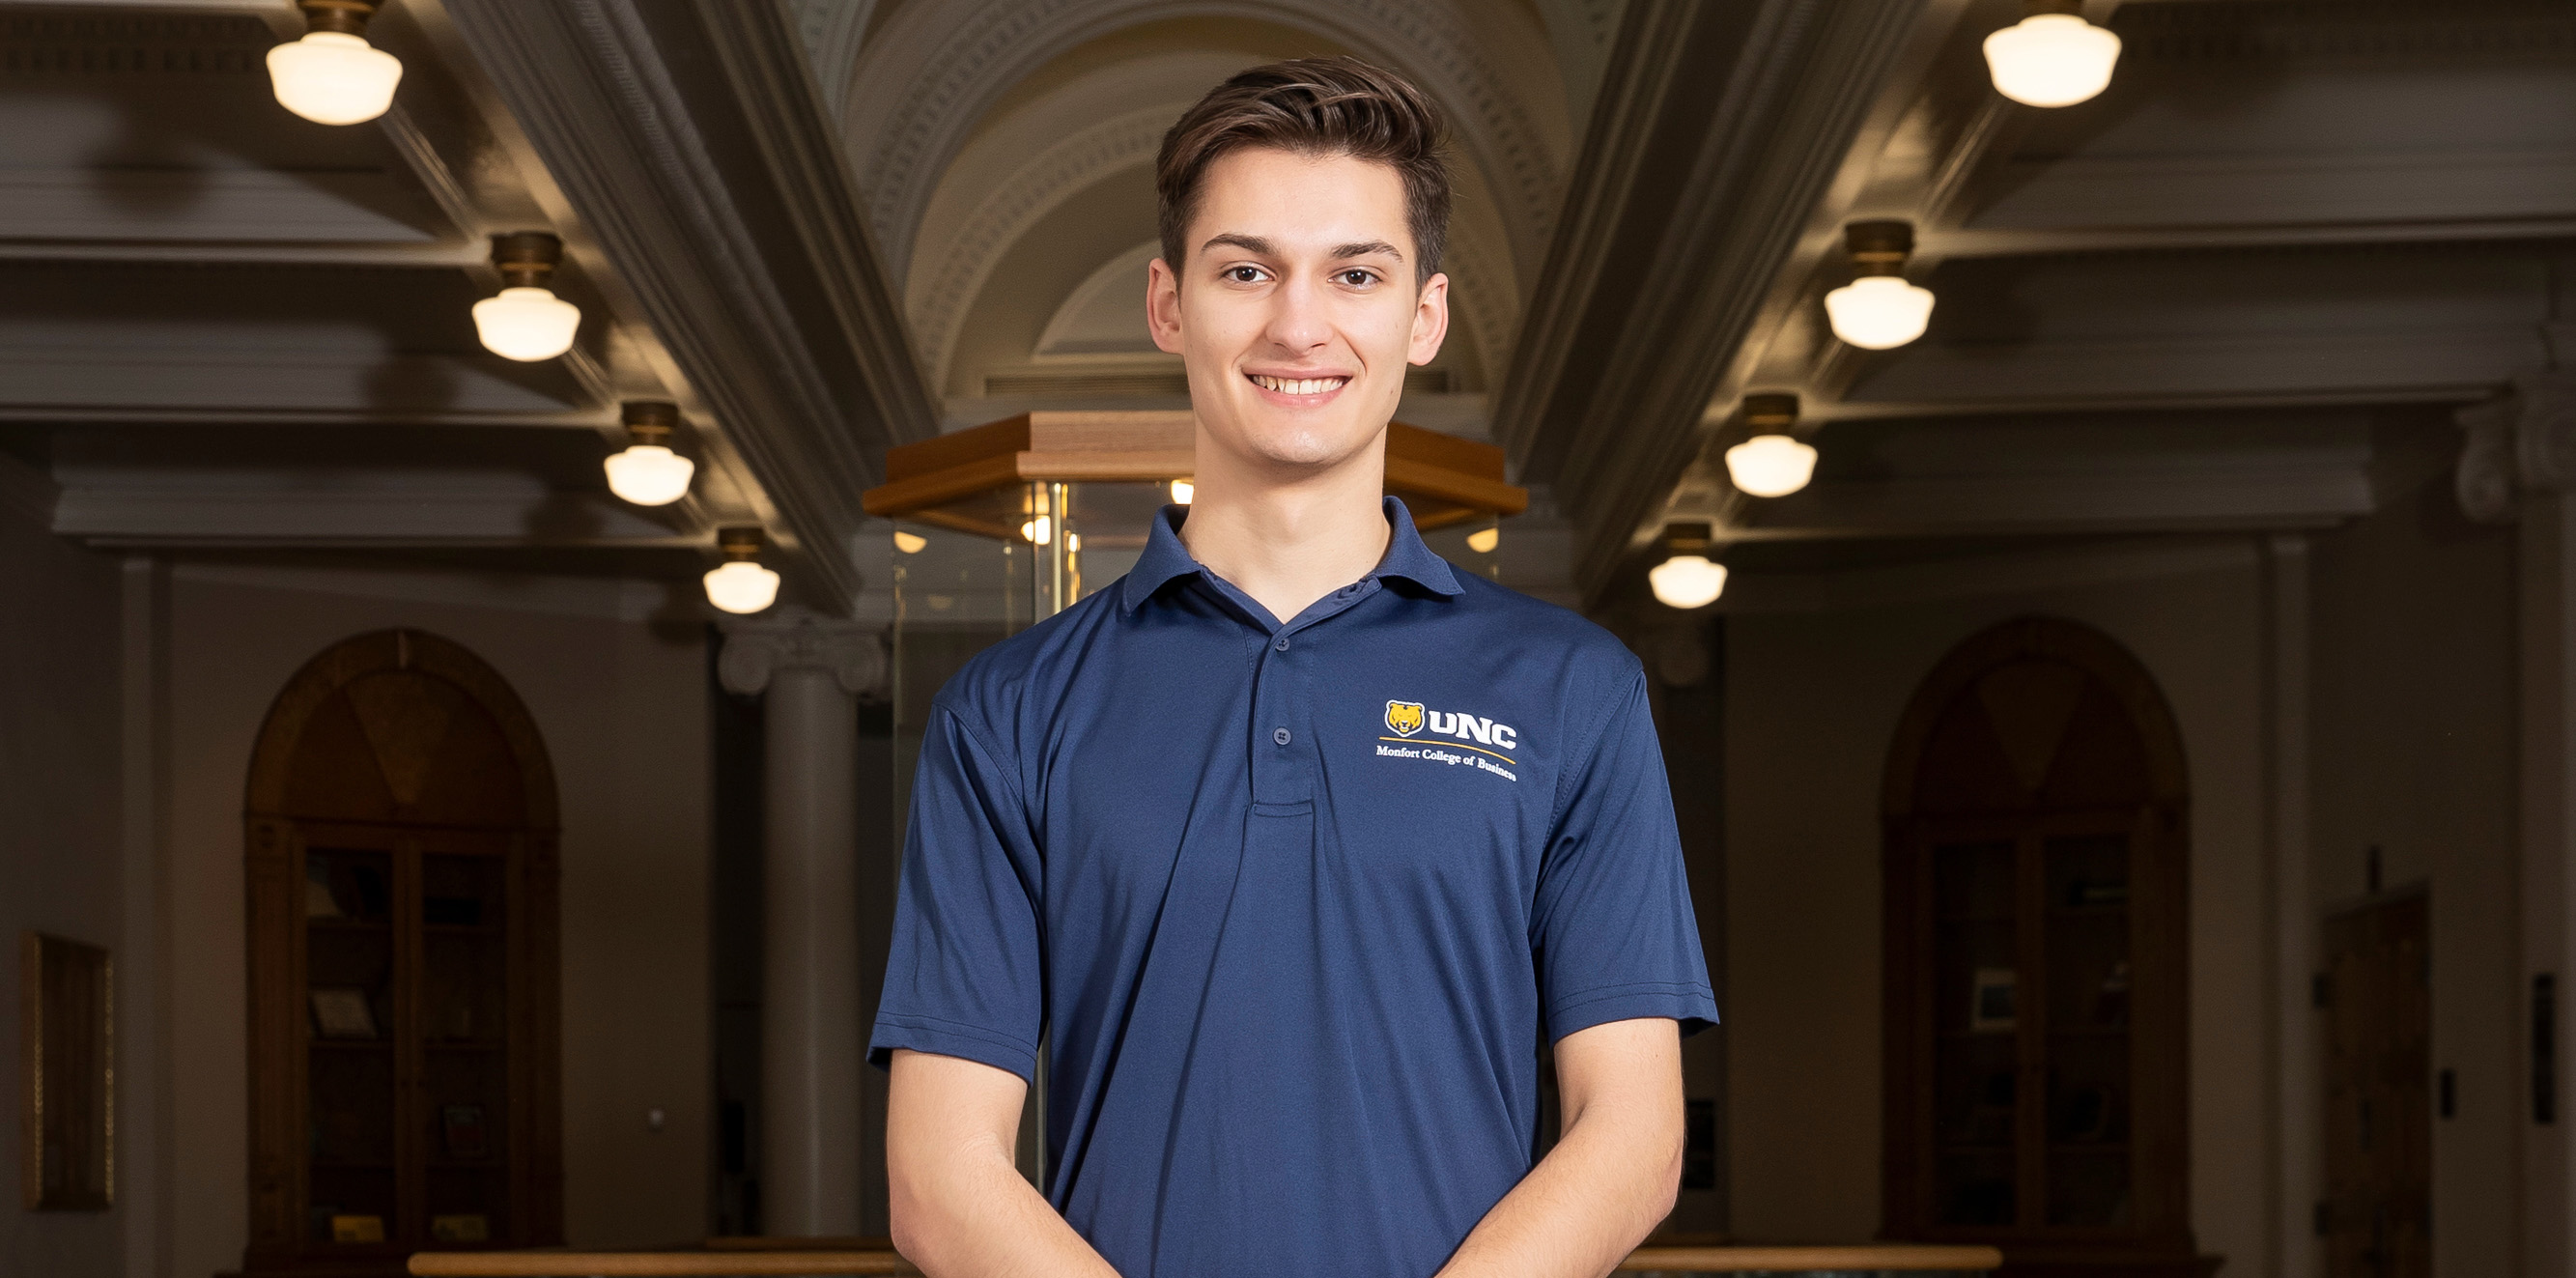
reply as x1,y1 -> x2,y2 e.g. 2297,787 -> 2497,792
1337,269 -> 1379,288
1223,265 -> 1268,284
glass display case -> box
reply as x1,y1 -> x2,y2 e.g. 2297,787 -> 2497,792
861,409 -> 1528,1181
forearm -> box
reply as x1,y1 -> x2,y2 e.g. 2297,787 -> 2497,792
884,1051 -> 1120,1278
1433,1102 -> 1683,1278
888,1139 -> 1118,1278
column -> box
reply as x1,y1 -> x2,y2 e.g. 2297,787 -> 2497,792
720,609 -> 886,1237
2459,369 -> 2576,1277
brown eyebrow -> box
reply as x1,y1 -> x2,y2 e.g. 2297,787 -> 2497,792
1202,233 -> 1274,256
1198,234 -> 1404,263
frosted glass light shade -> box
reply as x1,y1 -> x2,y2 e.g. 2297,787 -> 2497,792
472,286 -> 580,361
1649,554 -> 1728,610
1724,434 -> 1819,498
703,560 -> 779,613
1466,526 -> 1500,554
893,530 -> 927,554
1170,478 -> 1194,504
603,444 -> 694,506
1824,275 -> 1936,350
1983,14 -> 2121,108
268,31 -> 402,125
1020,515 -> 1055,545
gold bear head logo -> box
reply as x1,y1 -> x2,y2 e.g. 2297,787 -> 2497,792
1385,700 -> 1426,737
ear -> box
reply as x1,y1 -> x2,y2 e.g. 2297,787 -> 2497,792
1407,271 -> 1451,367
1147,256 -> 1185,355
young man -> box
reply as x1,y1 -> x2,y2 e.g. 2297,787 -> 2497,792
870,59 -> 1718,1278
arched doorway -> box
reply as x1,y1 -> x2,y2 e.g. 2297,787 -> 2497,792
240,629 -> 562,1276
1880,617 -> 2209,1276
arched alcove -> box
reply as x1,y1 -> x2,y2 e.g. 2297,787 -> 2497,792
240,629 -> 562,1276
1879,616 -> 2211,1276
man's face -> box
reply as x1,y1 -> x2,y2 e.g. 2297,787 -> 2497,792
1148,147 -> 1448,475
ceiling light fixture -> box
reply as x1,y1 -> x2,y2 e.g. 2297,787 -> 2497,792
472,232 -> 581,361
1466,525 -> 1500,554
1170,478 -> 1195,504
602,401 -> 694,506
1824,221 -> 1935,351
704,526 -> 781,614
267,1 -> 402,126
1723,393 -> 1819,498
1648,522 -> 1728,610
892,530 -> 927,554
1984,1 -> 2122,108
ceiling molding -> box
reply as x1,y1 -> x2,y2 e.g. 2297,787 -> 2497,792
0,347 -> 586,417
1717,535 -> 2263,615
1845,327 -> 2548,417
53,480 -> 694,548
908,105 -> 1174,385
1723,463 -> 2373,543
841,0 -> 1570,284
1968,149 -> 2576,238
2112,0 -> 2576,64
784,0 -> 879,119
1491,0 -> 1937,600
434,0 -> 939,609
0,169 -> 442,244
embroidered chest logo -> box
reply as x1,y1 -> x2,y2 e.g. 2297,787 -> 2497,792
1377,699 -> 1519,781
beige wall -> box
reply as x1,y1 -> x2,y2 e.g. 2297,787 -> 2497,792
0,493 -> 127,1276
2309,479 -> 2521,1278
158,566 -> 711,1277
1721,544 -> 2276,1273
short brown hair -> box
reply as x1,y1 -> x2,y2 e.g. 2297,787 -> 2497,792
1155,57 -> 1452,285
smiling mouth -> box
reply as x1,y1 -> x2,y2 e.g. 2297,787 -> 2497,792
1247,373 -> 1350,396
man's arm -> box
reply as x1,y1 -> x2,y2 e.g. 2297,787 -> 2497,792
1434,1017 -> 1686,1278
885,1049 -> 1121,1278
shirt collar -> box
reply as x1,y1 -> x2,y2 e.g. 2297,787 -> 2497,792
1119,495 -> 1464,613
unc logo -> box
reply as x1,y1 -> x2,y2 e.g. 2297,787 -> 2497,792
1385,700 -> 1426,737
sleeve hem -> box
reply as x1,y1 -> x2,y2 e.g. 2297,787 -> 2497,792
1545,982 -> 1721,1044
867,1013 -> 1038,1082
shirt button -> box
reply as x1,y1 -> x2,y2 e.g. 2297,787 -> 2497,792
1273,726 -> 1292,747
1274,638 -> 1290,652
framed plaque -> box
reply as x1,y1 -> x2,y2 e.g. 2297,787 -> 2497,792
21,932 -> 112,1210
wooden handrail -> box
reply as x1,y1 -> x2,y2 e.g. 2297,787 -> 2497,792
408,1241 -> 2004,1274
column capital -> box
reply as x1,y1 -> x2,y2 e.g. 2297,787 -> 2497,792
2457,369 -> 2576,523
719,607 -> 888,698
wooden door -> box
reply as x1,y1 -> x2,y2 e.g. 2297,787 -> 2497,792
242,630 -> 560,1276
1882,617 -> 2210,1277
2322,894 -> 2430,1278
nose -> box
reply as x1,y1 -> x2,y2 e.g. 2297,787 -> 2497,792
1261,270 -> 1332,356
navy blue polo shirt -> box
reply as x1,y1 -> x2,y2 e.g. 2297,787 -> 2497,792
869,497 -> 1717,1278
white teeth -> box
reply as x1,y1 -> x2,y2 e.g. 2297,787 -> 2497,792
1251,375 -> 1345,395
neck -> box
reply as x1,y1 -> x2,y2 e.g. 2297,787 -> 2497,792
1177,428 -> 1391,626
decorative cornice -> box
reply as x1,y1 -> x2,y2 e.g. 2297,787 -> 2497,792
909,106 -> 1177,385
785,0 -> 877,119
0,13 -> 269,73
1494,0 -> 1927,598
841,0 -> 1569,285
2114,1 -> 2576,64
2457,368 -> 2576,523
436,0 -> 939,611
718,608 -> 889,698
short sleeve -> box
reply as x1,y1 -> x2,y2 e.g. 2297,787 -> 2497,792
1532,671 -> 1720,1042
867,705 -> 1046,1082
